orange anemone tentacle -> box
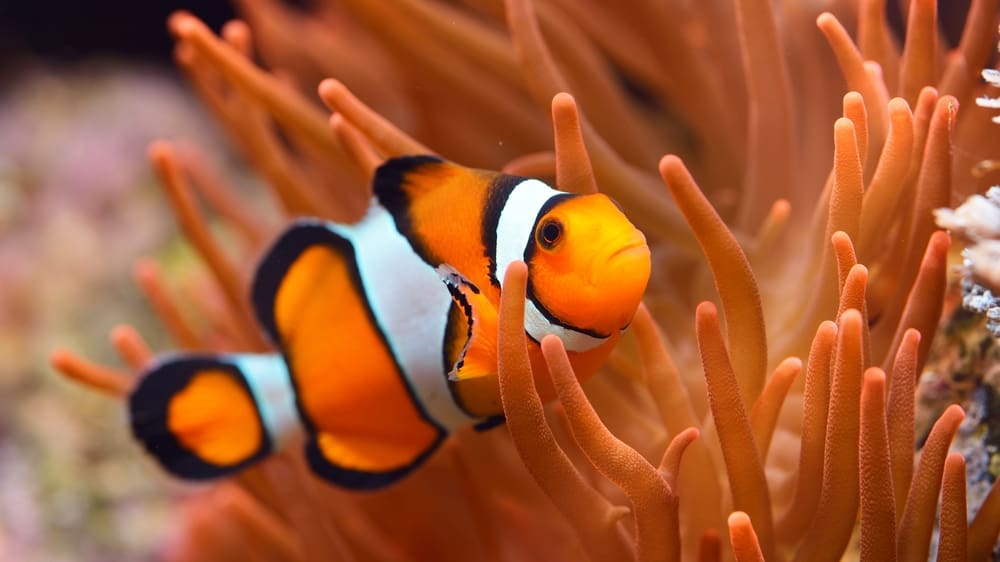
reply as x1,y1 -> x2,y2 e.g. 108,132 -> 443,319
776,321 -> 836,545
859,368 -> 896,562
551,93 -> 598,195
880,231 -> 950,375
133,259 -> 204,351
213,481 -> 305,562
816,15 -> 886,163
632,304 -> 725,553
49,351 -> 131,397
696,302 -> 775,560
751,199 -> 791,259
496,261 -> 634,561
898,0 -> 938,105
936,453 -> 967,562
794,309 -> 863,562
886,329 -> 921,524
801,118 -> 864,337
858,97 -> 914,264
857,0 -> 900,94
698,528 -> 722,562
728,512 -> 766,562
661,155 -> 767,408
542,335 -> 680,562
837,263 -> 871,367
168,12 -> 343,161
875,96 -> 955,349
110,324 -> 154,374
177,144 -> 272,250
896,404 -> 965,562
968,475 -> 1000,561
658,427 -> 700,490
731,0 -> 796,229
148,141 -> 269,351
328,113 -> 381,185
317,78 -> 432,158
832,231 -> 858,297
749,357 -> 801,461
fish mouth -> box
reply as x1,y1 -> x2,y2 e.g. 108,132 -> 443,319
607,239 -> 649,262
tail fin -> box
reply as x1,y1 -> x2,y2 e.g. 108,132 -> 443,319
128,353 -> 299,480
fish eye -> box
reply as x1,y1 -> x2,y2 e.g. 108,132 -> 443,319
537,219 -> 563,249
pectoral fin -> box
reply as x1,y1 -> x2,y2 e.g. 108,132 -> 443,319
438,265 -> 498,381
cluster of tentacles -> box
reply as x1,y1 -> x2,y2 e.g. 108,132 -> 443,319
49,0 -> 1000,560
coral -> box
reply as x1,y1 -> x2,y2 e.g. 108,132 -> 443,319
48,0 -> 1000,560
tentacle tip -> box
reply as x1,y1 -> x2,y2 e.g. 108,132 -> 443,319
328,112 -> 345,130
49,349 -> 72,372
695,300 -> 718,318
903,327 -> 922,344
147,140 -> 174,165
943,403 -> 967,422
317,78 -> 346,102
220,19 -> 250,39
506,259 -> 528,277
132,258 -> 158,282
919,85 -> 940,100
834,116 -> 856,132
109,324 -> 138,347
863,60 -> 884,77
657,154 -> 684,176
843,90 -> 864,104
539,333 -> 564,355
728,511 -> 751,526
945,451 -> 965,466
783,356 -> 804,370
863,366 -> 887,385
887,97 -> 911,114
840,307 -> 863,325
930,229 -> 952,248
167,11 -> 200,38
815,11 -> 835,26
551,91 -> 575,108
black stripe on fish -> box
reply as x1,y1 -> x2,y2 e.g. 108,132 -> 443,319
372,154 -> 446,266
482,173 -> 524,287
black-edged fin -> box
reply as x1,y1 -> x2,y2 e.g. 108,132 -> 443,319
252,220 -> 344,348
372,155 -> 448,217
437,264 -> 498,381
304,432 -> 445,491
481,173 -> 525,287
128,353 -> 293,480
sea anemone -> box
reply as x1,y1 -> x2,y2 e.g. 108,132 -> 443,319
50,0 -> 1000,560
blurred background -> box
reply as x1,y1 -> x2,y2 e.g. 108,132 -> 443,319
0,2 -> 250,560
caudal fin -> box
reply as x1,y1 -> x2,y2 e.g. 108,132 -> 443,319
129,353 -> 299,480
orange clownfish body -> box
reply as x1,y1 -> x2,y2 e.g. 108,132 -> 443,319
129,156 -> 650,489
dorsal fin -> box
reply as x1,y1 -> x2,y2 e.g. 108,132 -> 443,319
372,155 -> 450,214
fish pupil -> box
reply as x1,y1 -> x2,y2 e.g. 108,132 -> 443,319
538,219 -> 562,249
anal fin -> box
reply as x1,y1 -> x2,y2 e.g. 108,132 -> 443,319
304,430 -> 444,490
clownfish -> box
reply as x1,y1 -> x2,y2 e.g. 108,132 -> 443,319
130,155 -> 650,490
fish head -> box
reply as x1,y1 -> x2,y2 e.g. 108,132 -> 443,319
525,193 -> 650,339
